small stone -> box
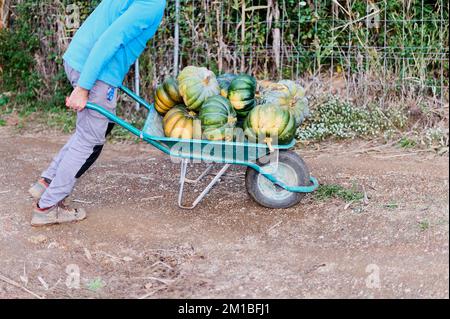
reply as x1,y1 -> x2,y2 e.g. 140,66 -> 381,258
84,248 -> 93,261
47,242 -> 59,249
144,282 -> 153,290
123,256 -> 133,262
28,235 -> 48,244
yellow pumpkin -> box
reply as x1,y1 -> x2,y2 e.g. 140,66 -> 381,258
154,77 -> 183,115
163,105 -> 202,139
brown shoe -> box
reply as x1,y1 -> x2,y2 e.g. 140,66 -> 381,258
31,201 -> 87,227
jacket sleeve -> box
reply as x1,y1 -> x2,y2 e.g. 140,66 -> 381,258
77,1 -> 165,90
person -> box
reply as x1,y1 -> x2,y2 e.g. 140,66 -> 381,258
28,0 -> 166,226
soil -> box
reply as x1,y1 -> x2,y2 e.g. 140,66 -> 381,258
0,126 -> 448,299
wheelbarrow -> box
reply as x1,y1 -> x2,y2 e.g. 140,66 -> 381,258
86,86 -> 319,209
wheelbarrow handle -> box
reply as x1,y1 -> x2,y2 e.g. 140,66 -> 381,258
119,85 -> 153,110
85,102 -> 143,138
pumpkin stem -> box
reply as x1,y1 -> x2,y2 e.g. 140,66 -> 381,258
264,137 -> 275,153
228,116 -> 237,125
203,75 -> 211,85
188,111 -> 197,117
290,97 -> 300,108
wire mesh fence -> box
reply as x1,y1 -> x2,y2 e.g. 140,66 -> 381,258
142,0 -> 449,109
1,0 -> 449,111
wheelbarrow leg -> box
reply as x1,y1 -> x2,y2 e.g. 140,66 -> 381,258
184,163 -> 214,184
178,159 -> 231,210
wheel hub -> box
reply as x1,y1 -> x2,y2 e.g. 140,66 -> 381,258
256,162 -> 298,201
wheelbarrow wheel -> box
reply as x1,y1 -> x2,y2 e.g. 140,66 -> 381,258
245,150 -> 311,209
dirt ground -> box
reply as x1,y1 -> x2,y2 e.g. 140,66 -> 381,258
0,126 -> 448,299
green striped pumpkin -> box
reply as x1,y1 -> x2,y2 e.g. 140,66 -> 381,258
244,103 -> 296,147
262,80 -> 310,127
177,66 -> 220,112
199,96 -> 237,141
228,74 -> 257,118
217,73 -> 237,98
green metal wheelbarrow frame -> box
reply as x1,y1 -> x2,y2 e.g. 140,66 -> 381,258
86,86 -> 319,209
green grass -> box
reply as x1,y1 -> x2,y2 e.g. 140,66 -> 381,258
38,110 -> 77,133
398,137 -> 417,149
384,202 -> 399,210
109,130 -> 141,143
0,96 -> 8,107
0,118 -> 5,126
418,220 -> 430,232
87,278 -> 104,292
314,184 -> 364,202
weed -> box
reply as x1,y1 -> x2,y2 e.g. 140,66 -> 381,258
0,96 -> 9,107
398,137 -> 417,149
422,127 -> 449,149
418,220 -> 430,232
87,278 -> 104,292
384,202 -> 399,210
314,184 -> 364,202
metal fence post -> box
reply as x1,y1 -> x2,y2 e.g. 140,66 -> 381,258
134,59 -> 140,111
173,0 -> 180,77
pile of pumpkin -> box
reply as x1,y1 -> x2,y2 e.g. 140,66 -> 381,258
154,66 -> 309,148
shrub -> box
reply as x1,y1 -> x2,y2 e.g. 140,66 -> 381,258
0,1 -> 41,100
298,96 -> 407,141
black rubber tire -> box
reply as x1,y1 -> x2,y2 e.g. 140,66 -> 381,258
245,150 -> 311,209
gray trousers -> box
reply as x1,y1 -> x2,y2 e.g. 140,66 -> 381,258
39,62 -> 117,208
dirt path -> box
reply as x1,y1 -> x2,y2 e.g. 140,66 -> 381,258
0,127 -> 448,299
